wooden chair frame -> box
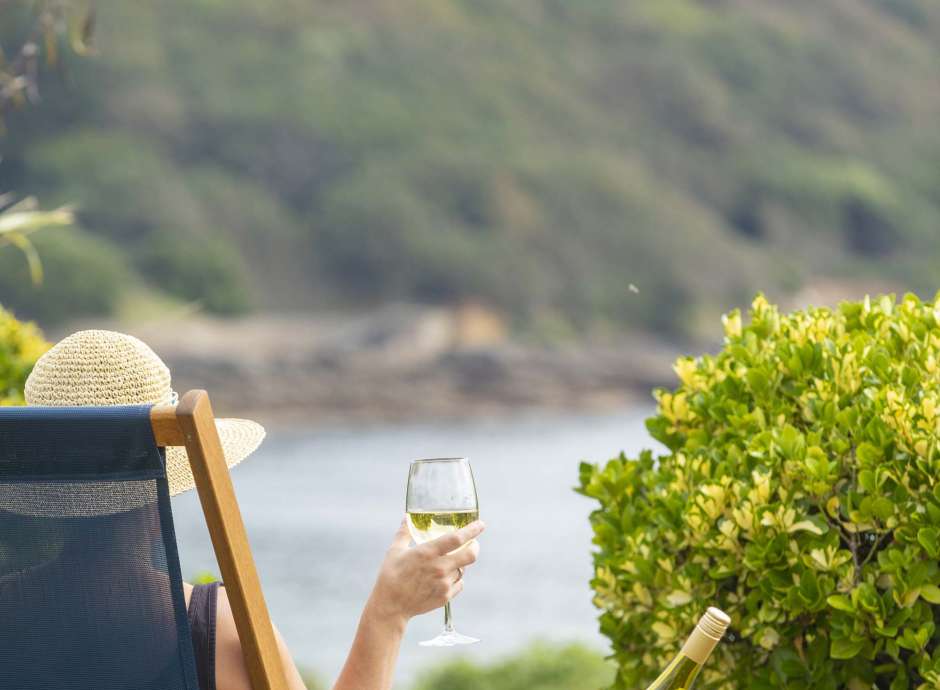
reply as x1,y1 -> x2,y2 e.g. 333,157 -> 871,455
151,389 -> 290,690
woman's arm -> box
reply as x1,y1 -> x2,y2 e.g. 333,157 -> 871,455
332,519 -> 484,690
211,518 -> 483,690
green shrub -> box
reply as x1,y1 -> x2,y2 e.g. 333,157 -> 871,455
0,305 -> 49,404
579,293 -> 940,689
411,642 -> 613,690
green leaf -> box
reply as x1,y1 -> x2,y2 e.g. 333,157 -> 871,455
920,585 -> 940,604
871,497 -> 894,521
68,3 -> 97,56
0,200 -> 73,285
789,520 -> 825,536
827,595 -> 854,613
746,368 -> 770,395
890,666 -> 908,690
830,637 -> 864,659
856,442 -> 881,465
4,232 -> 43,284
918,527 -> 940,558
0,205 -> 73,235
779,424 -> 806,460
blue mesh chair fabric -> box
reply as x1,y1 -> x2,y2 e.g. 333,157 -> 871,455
0,405 -> 200,690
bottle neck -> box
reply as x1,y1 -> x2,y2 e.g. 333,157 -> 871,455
680,623 -> 721,665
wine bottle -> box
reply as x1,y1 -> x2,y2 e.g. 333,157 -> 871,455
644,607 -> 730,690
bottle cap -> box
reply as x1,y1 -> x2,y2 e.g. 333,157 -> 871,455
697,607 -> 731,640
680,607 -> 730,664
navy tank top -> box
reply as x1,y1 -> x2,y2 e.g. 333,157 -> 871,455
188,582 -> 220,690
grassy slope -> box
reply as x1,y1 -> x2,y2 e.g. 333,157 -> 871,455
1,0 -> 939,336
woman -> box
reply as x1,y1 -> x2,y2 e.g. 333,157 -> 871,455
14,330 -> 484,690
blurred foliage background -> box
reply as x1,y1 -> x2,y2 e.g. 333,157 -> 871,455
2,0 -> 940,339
300,642 -> 612,690
409,642 -> 613,690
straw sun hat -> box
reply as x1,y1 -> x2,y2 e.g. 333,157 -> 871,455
22,329 -> 265,496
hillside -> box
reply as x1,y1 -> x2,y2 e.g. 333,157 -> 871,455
2,0 -> 939,338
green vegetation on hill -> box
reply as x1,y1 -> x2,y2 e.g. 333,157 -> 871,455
2,0 -> 940,335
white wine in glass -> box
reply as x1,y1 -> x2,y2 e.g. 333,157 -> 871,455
406,457 -> 480,647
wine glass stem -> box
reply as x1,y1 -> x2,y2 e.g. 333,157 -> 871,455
443,601 -> 455,634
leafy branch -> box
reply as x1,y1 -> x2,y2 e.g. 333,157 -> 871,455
0,0 -> 95,126
0,2 -> 88,281
0,193 -> 73,284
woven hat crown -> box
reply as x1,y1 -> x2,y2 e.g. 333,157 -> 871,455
25,330 -> 173,407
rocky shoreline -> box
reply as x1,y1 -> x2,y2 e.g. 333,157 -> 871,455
56,281 -> 904,426
62,304 -> 683,427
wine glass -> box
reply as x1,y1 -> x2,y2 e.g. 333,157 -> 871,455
405,457 -> 480,647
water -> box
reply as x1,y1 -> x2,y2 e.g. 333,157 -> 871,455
171,407 -> 658,686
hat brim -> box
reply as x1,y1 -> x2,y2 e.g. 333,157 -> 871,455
0,418 -> 265,517
165,418 -> 265,496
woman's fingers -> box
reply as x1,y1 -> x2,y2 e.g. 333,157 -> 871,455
443,539 -> 479,569
390,517 -> 411,549
371,519 -> 484,621
427,520 -> 485,556
446,579 -> 465,601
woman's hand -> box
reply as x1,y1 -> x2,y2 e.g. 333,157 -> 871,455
333,519 -> 483,690
365,518 -> 484,626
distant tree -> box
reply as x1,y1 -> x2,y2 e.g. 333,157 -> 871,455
843,196 -> 899,258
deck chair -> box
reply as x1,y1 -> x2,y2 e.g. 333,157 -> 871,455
0,389 -> 289,690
